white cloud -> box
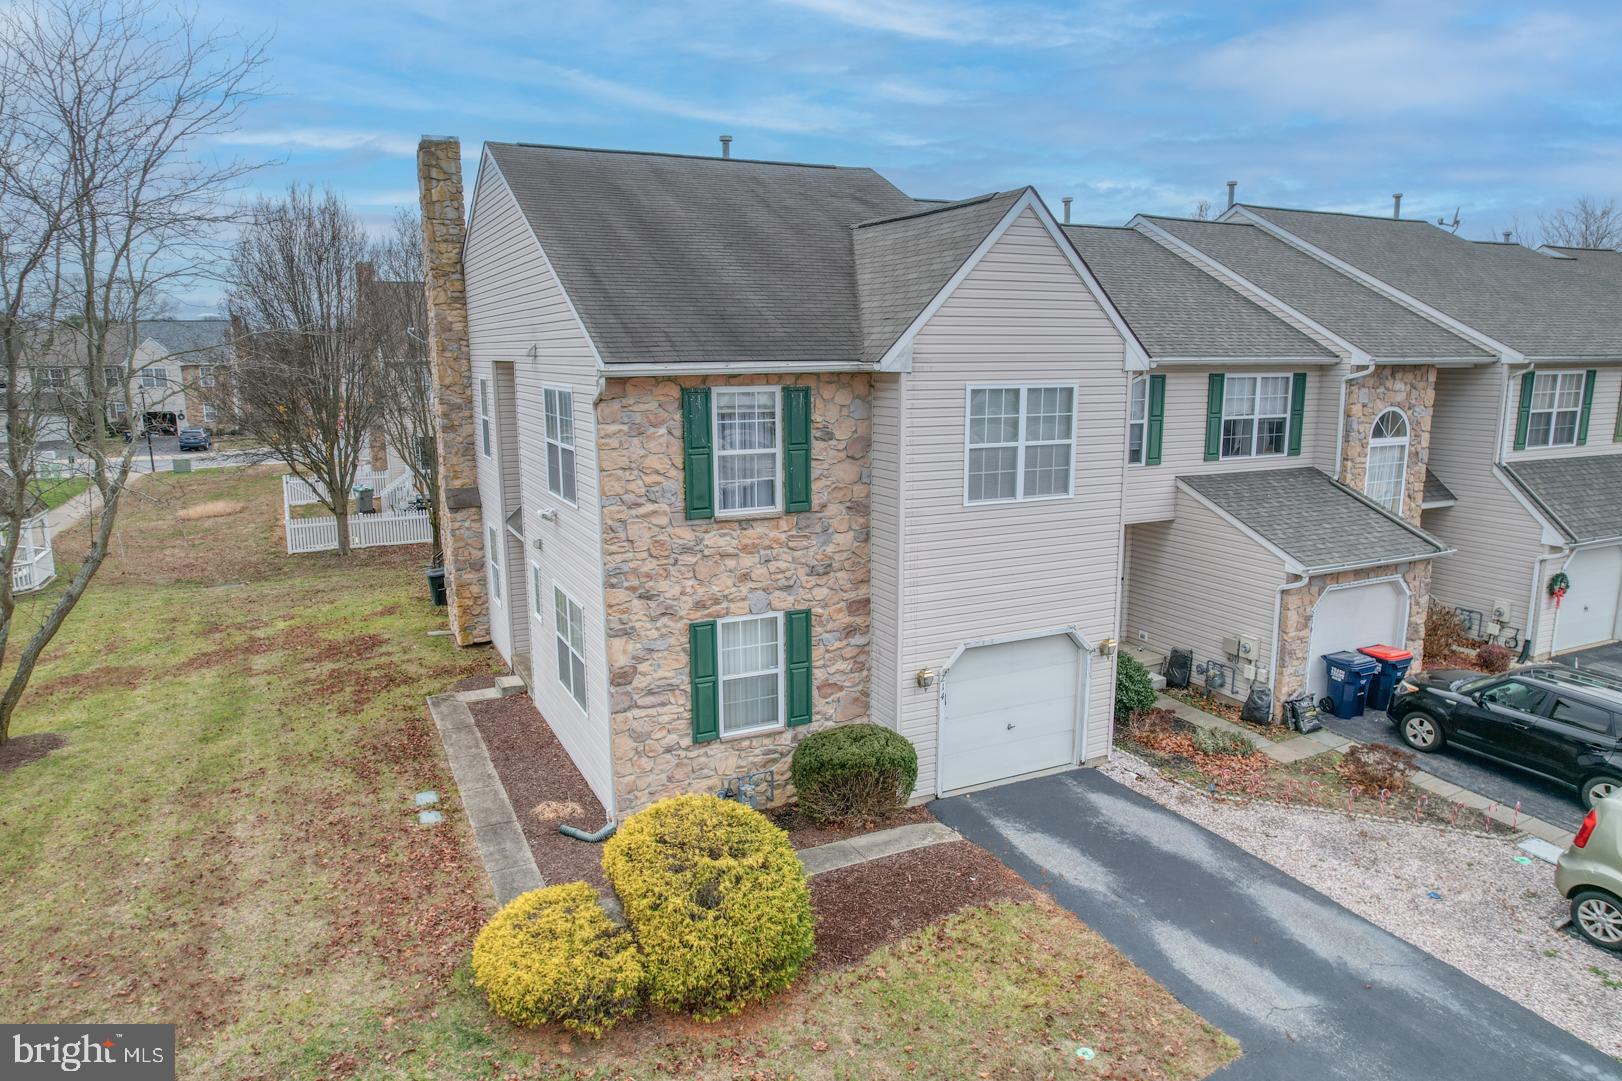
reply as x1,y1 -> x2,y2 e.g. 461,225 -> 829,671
872,78 -> 955,106
530,63 -> 865,135
772,0 -> 1153,48
216,128 -> 419,156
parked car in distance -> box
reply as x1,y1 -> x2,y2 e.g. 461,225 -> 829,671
177,427 -> 212,452
1556,795 -> 1622,952
1388,665 -> 1622,808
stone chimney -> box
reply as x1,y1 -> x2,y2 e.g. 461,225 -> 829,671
417,136 -> 489,646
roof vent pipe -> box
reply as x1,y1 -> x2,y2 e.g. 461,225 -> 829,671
1226,180 -> 1237,208
719,134 -> 732,158
1062,196 -> 1072,224
1503,231 -> 1513,243
1392,193 -> 1403,218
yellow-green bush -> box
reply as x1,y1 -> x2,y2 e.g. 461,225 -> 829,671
470,881 -> 645,1036
602,794 -> 814,1020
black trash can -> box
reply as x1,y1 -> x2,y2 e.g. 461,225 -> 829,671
1357,644 -> 1414,711
1320,651 -> 1379,719
426,564 -> 447,606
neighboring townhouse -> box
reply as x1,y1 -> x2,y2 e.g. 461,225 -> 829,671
417,138 -> 1145,816
1212,206 -> 1622,660
1063,222 -> 1458,709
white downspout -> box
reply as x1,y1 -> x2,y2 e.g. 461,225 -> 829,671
1525,548 -> 1570,661
1271,571 -> 1311,711
1335,354 -> 1376,483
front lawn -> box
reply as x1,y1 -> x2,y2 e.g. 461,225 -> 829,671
31,474 -> 91,509
0,467 -> 1237,1079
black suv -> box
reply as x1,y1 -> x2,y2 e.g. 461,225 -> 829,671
1389,666 -> 1622,807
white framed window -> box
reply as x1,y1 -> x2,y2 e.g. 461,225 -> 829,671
103,365 -> 124,390
38,367 -> 66,390
1526,370 -> 1585,449
202,404 -> 218,424
112,401 -> 128,417
718,611 -> 784,736
713,387 -> 781,515
529,562 -> 543,618
1364,408 -> 1409,513
553,585 -> 587,711
140,366 -> 168,390
1127,376 -> 1148,465
199,365 -> 215,388
477,378 -> 493,458
964,384 -> 1076,503
1221,374 -> 1291,459
486,524 -> 502,604
543,387 -> 577,504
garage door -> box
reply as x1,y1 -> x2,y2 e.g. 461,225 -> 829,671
1553,546 -> 1622,654
939,634 -> 1082,793
1305,580 -> 1408,700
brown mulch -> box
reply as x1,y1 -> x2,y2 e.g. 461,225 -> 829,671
450,672 -> 501,693
0,732 -> 66,773
468,692 -> 610,893
769,802 -> 936,850
806,839 -> 1034,969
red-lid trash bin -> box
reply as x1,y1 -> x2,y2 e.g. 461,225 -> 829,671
1357,644 -> 1414,712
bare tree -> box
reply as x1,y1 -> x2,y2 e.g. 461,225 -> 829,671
360,208 -> 439,561
228,186 -> 380,555
1192,199 -> 1212,221
0,0 -> 265,746
1537,196 -> 1622,250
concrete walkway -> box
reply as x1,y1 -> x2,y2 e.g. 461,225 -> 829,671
797,820 -> 960,875
933,770 -> 1620,1081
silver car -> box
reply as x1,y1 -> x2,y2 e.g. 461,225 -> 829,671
1556,793 -> 1622,951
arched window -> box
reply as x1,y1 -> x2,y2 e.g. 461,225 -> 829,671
1365,408 -> 1410,513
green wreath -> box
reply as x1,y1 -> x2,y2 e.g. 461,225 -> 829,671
1549,571 -> 1571,607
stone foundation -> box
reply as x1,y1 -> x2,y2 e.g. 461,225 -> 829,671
1275,561 -> 1431,708
598,373 -> 872,813
1339,364 -> 1436,524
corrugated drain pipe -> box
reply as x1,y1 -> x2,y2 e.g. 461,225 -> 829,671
559,821 -> 617,843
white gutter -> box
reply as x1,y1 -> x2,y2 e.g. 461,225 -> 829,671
1270,571 -> 1311,704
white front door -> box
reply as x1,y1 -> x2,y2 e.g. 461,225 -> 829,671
1553,546 -> 1622,654
1305,579 -> 1408,700
939,634 -> 1082,793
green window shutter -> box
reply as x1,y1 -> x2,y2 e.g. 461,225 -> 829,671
785,608 -> 812,727
1145,374 -> 1166,466
1287,372 -> 1308,457
1577,369 -> 1598,445
1513,371 -> 1535,451
783,385 -> 812,513
681,387 -> 713,520
1203,373 -> 1225,461
689,620 -> 719,744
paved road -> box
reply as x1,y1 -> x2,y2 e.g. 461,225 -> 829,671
933,770 -> 1621,1081
1318,707 -> 1584,831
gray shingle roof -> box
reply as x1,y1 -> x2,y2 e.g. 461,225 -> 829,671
1142,217 -> 1488,360
1242,206 -> 1622,359
1422,469 -> 1456,507
132,318 -> 231,362
1502,457 -> 1622,543
483,143 -> 920,365
1179,467 -> 1448,571
1062,225 -> 1333,360
854,190 -> 1025,364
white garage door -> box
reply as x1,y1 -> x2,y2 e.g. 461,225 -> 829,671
939,634 -> 1082,794
1553,546 -> 1622,654
1305,580 -> 1408,700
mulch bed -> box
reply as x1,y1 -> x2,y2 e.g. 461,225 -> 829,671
467,693 -> 610,893
769,802 -> 936,850
0,732 -> 66,773
450,672 -> 501,693
806,839 -> 1034,969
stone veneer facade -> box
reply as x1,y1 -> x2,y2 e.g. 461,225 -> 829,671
1338,363 -> 1437,525
598,373 -> 872,813
417,137 -> 489,646
1275,561 -> 1431,707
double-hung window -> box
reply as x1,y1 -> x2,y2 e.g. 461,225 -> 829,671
39,367 -> 66,390
486,524 -> 502,604
713,388 -> 780,515
477,378 -> 493,458
202,404 -> 218,424
718,612 -> 783,735
965,384 -> 1075,503
553,586 -> 587,710
103,365 -> 124,390
140,366 -> 168,390
1127,376 -> 1148,465
199,365 -> 216,388
543,387 -> 576,503
1364,409 -> 1410,513
1526,371 -> 1585,449
1221,375 -> 1291,458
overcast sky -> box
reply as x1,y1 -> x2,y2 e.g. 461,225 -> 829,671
184,0 -> 1622,313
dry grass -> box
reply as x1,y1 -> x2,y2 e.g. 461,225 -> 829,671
177,499 -> 246,521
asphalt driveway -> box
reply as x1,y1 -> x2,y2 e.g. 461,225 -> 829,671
1558,641 -> 1622,681
932,770 -> 1620,1081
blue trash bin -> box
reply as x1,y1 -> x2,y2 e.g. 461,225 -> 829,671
1321,651 -> 1380,719
1358,644 -> 1414,712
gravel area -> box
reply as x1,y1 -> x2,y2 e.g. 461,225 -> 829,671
1102,752 -> 1622,1058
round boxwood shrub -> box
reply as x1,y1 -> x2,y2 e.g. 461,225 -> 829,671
601,794 -> 813,1020
471,881 -> 645,1036
789,722 -> 918,825
1115,653 -> 1157,720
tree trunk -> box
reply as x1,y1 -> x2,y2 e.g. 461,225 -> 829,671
334,504 -> 352,555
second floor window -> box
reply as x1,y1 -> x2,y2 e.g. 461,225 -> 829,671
965,384 -> 1075,503
38,367 -> 66,390
477,378 -> 493,457
1527,371 -> 1585,448
713,388 -> 780,515
1127,376 -> 1148,464
104,365 -> 124,389
1365,409 -> 1410,513
140,367 -> 168,390
1221,374 -> 1290,458
543,387 -> 577,503
199,366 -> 215,387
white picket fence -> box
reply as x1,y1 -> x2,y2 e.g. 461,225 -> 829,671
282,472 -> 430,554
9,514 -> 55,593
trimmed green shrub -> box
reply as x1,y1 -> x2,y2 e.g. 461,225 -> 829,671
602,794 -> 814,1020
471,881 -> 645,1036
1115,653 -> 1157,720
1191,726 -> 1256,758
789,722 -> 918,825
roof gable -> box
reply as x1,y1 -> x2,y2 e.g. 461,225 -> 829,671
1502,456 -> 1622,543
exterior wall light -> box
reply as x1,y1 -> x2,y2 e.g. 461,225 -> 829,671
916,667 -> 936,688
